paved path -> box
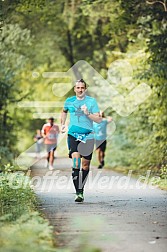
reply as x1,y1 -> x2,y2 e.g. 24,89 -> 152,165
31,157 -> 167,252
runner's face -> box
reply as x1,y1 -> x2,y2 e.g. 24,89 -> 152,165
48,119 -> 54,125
74,82 -> 86,98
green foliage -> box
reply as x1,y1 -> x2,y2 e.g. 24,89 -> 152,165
0,171 -> 36,220
0,23 -> 33,166
159,164 -> 167,180
0,147 -> 14,169
0,168 -> 59,252
148,165 -> 167,190
103,0 -> 167,171
0,212 -> 58,252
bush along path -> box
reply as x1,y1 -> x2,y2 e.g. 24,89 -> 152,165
0,166 -> 61,252
31,157 -> 167,252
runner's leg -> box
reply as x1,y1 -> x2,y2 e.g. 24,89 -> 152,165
72,152 -> 81,193
96,148 -> 101,166
49,150 -> 54,165
45,152 -> 50,168
100,150 -> 105,167
79,158 -> 90,193
100,141 -> 106,167
78,139 -> 94,194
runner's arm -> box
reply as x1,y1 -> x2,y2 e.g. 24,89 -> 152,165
41,126 -> 46,138
81,104 -> 102,123
61,109 -> 68,131
87,112 -> 102,123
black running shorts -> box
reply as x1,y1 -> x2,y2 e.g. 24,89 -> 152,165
95,140 -> 107,152
68,134 -> 94,160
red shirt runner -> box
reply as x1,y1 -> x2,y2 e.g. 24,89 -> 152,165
42,123 -> 59,145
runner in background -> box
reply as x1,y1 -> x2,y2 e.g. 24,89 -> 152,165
41,117 -> 59,170
93,112 -> 112,169
33,129 -> 43,159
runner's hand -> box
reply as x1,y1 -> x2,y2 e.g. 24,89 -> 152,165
107,116 -> 112,122
61,125 -> 66,133
81,104 -> 89,115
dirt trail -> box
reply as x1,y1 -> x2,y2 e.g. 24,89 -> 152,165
31,157 -> 167,252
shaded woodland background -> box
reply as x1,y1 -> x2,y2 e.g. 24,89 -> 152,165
0,0 -> 167,174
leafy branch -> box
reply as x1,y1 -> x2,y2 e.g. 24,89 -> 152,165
146,0 -> 167,11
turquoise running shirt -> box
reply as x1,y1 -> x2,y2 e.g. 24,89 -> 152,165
93,119 -> 108,140
64,95 -> 100,139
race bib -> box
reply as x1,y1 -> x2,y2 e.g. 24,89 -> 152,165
48,133 -> 57,139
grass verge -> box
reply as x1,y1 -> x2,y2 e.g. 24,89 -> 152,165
0,168 -> 59,252
105,163 -> 167,190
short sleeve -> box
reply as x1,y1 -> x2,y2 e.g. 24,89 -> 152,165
91,98 -> 100,114
63,98 -> 69,112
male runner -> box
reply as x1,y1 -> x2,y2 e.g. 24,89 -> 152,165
61,79 -> 102,202
93,112 -> 112,168
42,117 -> 59,170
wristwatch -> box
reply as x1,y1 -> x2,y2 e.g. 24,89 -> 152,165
87,111 -> 91,116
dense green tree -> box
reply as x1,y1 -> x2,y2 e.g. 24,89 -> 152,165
110,0 -> 167,169
0,23 -> 32,165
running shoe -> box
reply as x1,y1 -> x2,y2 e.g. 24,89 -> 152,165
101,160 -> 105,167
49,165 -> 54,170
75,192 -> 84,202
98,164 -> 102,169
45,161 -> 49,168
